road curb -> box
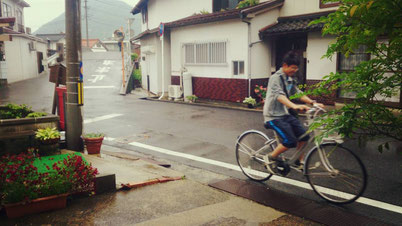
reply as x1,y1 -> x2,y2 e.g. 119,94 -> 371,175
121,176 -> 183,190
140,97 -> 263,113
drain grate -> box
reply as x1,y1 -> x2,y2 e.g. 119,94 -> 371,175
209,179 -> 389,226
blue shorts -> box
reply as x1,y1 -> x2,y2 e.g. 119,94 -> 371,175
264,115 -> 310,148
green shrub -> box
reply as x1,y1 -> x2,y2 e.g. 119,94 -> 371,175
131,53 -> 139,62
0,103 -> 33,119
35,127 -> 61,141
132,68 -> 142,83
236,0 -> 259,9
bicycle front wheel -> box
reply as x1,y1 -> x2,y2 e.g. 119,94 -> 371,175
305,143 -> 367,204
235,130 -> 275,181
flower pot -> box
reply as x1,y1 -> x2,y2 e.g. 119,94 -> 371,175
84,137 -> 104,154
37,138 -> 60,156
4,193 -> 68,218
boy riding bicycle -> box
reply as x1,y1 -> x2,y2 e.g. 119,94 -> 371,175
263,51 -> 324,173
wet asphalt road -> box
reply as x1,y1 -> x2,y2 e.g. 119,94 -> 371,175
1,52 -> 401,225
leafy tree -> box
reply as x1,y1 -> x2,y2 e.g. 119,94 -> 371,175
304,0 -> 402,152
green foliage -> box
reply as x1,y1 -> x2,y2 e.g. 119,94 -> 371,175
82,133 -> 105,139
131,53 -> 139,62
186,95 -> 198,102
236,0 -> 259,9
304,0 -> 402,151
132,68 -> 142,84
27,112 -> 48,118
35,127 -> 61,141
0,103 -> 33,119
199,9 -> 210,14
243,96 -> 257,106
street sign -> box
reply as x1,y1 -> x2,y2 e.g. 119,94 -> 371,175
158,23 -> 164,37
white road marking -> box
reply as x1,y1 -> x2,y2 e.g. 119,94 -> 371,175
84,86 -> 115,89
88,74 -> 105,83
96,67 -> 110,73
84,114 -> 123,124
103,60 -> 114,66
125,141 -> 402,215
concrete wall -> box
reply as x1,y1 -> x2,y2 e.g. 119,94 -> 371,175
171,19 -> 248,79
139,34 -> 161,94
142,0 -> 212,31
279,0 -> 338,17
249,8 -> 280,79
4,36 -> 47,83
306,32 -> 336,80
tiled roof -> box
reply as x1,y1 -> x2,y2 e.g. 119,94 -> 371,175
259,11 -> 335,38
36,33 -> 66,42
82,39 -> 102,48
2,27 -> 46,43
131,0 -> 284,41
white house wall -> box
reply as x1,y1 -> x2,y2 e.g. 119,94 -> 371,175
171,20 -> 248,79
4,37 -> 45,83
279,0 -> 337,17
306,32 -> 336,80
139,34 -> 161,94
249,8 -> 280,79
145,0 -> 212,31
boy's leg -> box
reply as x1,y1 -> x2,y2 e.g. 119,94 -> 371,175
264,119 -> 298,158
270,143 -> 288,158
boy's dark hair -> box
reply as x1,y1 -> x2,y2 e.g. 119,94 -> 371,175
282,51 -> 300,66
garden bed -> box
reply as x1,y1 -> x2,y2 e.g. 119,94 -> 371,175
0,104 -> 59,155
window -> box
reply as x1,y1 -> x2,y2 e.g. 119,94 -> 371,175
338,45 -> 370,72
338,45 -> 370,98
184,42 -> 227,65
213,0 -> 241,12
233,61 -> 244,75
319,0 -> 340,9
2,3 -> 12,17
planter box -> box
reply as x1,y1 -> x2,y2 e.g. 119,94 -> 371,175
0,114 -> 59,155
4,193 -> 68,218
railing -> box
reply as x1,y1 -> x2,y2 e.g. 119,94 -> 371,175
17,24 -> 25,33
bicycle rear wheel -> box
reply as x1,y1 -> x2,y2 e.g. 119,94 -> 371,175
305,143 -> 367,204
235,130 -> 275,181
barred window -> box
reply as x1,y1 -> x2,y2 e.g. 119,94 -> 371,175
185,42 -> 226,65
339,45 -> 370,71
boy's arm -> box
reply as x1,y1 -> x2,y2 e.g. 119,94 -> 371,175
278,95 -> 310,111
300,95 -> 324,108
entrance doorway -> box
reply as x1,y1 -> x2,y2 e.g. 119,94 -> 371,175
275,35 -> 307,87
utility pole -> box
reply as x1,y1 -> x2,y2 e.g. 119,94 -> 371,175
65,0 -> 84,152
84,0 -> 89,47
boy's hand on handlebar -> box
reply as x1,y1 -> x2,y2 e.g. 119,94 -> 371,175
293,105 -> 310,111
313,103 -> 325,108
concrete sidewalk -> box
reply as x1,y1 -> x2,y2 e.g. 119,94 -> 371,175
0,144 -> 320,226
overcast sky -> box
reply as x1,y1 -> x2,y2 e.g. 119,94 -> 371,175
25,0 -> 139,32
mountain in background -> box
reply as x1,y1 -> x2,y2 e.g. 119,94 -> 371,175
34,0 -> 141,40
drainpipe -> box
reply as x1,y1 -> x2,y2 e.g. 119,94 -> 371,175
159,33 -> 165,100
241,15 -> 252,97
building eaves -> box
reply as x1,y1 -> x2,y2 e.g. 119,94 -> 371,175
131,0 -> 148,15
0,17 -> 16,27
165,0 -> 284,30
259,10 -> 335,38
3,27 -> 46,43
36,33 -> 66,42
131,28 -> 158,41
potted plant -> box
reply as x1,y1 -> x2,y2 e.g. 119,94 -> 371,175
82,133 -> 105,154
0,152 -> 98,218
186,95 -> 198,103
243,96 -> 257,108
35,127 -> 61,156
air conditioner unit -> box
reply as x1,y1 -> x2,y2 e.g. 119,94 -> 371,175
168,85 -> 182,100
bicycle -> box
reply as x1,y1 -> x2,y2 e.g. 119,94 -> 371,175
235,105 -> 367,204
